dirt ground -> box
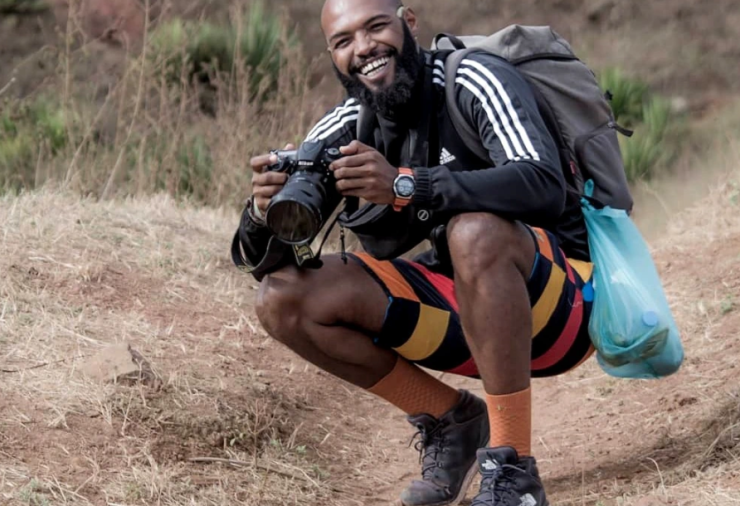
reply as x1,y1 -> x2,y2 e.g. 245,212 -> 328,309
0,164 -> 738,505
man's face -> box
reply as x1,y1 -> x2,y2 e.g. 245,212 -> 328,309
322,0 -> 423,115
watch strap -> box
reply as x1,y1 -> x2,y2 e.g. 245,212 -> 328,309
393,167 -> 414,212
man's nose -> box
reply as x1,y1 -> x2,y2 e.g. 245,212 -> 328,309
354,31 -> 377,57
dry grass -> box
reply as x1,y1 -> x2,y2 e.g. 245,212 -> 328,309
0,189 -> 328,505
0,187 -> 421,506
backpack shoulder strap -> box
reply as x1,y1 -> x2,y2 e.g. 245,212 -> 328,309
355,104 -> 377,145
443,48 -> 490,163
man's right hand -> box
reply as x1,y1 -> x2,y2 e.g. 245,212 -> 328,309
250,143 -> 295,215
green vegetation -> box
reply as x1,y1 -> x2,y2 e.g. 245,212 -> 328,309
0,96 -> 77,191
149,1 -> 297,102
0,0 -> 47,14
599,68 -> 678,182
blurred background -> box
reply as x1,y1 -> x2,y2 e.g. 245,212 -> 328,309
1,0 -> 738,235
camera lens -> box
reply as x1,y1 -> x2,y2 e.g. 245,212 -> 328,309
265,170 -> 329,245
265,199 -> 321,245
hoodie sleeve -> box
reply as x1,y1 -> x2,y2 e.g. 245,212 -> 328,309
232,98 -> 360,280
411,52 -> 566,227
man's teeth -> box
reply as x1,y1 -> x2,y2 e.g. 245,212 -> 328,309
360,57 -> 389,77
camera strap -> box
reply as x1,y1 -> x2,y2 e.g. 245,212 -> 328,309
292,200 -> 349,269
407,51 -> 438,169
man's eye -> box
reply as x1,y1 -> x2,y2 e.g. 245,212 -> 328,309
334,39 -> 350,50
370,22 -> 388,32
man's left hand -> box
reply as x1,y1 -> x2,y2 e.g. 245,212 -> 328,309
330,141 -> 397,205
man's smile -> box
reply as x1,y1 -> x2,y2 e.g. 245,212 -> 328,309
353,53 -> 396,87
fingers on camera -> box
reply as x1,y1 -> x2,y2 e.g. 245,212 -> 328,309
254,172 -> 287,186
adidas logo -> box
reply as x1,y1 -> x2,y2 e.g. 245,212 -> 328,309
519,493 -> 537,506
440,147 -> 456,165
481,459 -> 499,471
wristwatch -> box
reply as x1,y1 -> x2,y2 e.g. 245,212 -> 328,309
392,167 -> 416,212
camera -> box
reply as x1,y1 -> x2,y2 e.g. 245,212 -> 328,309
264,140 -> 344,246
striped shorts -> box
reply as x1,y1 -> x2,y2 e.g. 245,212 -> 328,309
349,227 -> 595,378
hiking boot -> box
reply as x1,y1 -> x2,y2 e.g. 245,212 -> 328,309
470,447 -> 548,506
400,390 -> 490,506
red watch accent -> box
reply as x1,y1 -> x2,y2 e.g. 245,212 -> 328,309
393,167 -> 415,212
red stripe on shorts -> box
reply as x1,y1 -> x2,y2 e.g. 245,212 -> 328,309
447,357 -> 479,376
409,262 -> 460,312
531,259 -> 584,370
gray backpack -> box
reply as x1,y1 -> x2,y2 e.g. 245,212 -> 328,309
433,25 -> 634,211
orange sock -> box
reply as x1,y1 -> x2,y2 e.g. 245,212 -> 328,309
368,358 -> 461,418
485,387 -> 532,457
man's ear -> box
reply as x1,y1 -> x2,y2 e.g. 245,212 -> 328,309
399,6 -> 419,37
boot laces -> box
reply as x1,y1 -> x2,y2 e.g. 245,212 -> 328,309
471,466 -> 520,505
409,422 -> 448,480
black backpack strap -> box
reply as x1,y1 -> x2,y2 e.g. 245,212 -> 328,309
355,104 -> 377,145
443,48 -> 491,163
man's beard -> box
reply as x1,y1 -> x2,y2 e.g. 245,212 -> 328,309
333,22 -> 424,119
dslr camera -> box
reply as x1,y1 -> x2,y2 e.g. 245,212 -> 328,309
264,139 -> 344,246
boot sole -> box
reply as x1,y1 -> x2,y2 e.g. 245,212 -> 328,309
444,421 -> 491,506
447,460 -> 480,506
405,444 -> 487,506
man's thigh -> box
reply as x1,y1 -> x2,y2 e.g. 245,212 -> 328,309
348,226 -> 596,379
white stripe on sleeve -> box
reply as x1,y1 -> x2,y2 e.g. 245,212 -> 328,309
455,76 -> 518,161
460,59 -> 540,161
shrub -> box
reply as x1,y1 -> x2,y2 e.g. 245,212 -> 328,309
149,1 -> 297,101
0,130 -> 35,190
619,127 -> 663,182
235,0 -> 297,97
0,96 -> 76,191
598,67 -> 649,128
0,0 -> 47,14
175,134 -> 213,200
599,68 -> 678,182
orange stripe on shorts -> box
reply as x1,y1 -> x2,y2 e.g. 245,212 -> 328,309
531,227 -> 554,262
353,253 -> 420,302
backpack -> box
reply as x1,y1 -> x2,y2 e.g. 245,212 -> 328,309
432,25 -> 635,211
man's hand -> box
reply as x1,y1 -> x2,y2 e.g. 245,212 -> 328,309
250,143 -> 295,214
330,141 -> 398,205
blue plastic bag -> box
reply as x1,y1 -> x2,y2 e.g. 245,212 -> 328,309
582,181 -> 684,379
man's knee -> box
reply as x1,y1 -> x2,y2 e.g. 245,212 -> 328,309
254,266 -> 306,342
446,213 -> 532,281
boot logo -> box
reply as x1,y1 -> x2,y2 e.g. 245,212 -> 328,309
481,459 -> 499,471
519,493 -> 537,506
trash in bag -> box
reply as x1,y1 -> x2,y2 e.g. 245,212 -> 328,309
581,180 -> 684,379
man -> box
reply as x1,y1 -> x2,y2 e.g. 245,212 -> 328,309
233,0 -> 595,504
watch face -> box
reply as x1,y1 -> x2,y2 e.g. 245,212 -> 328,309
395,175 -> 415,198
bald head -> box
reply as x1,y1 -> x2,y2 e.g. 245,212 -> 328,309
321,0 -> 403,39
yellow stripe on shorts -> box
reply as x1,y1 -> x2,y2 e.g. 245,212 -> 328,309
531,264 -> 567,337
394,304 -> 450,361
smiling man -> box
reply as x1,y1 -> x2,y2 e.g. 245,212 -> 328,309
233,1 -> 596,505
